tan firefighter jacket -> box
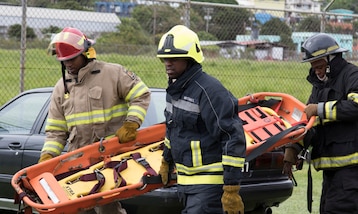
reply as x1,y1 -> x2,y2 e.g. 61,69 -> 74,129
42,60 -> 151,156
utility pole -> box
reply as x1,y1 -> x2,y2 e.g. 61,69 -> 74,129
203,7 -> 213,33
183,0 -> 190,27
321,0 -> 335,32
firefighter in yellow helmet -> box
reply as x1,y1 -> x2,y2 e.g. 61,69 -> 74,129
157,25 -> 246,214
39,27 -> 151,214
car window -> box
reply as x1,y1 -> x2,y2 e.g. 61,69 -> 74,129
141,91 -> 166,128
0,92 -> 50,134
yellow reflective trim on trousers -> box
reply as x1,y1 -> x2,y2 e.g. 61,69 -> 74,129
347,92 -> 358,103
125,82 -> 149,102
177,174 -> 224,185
65,103 -> 128,127
191,141 -> 202,167
325,101 -> 337,120
312,152 -> 358,169
45,118 -> 68,132
222,155 -> 245,168
164,137 -> 171,149
127,105 -> 147,121
176,162 -> 223,175
41,141 -> 65,156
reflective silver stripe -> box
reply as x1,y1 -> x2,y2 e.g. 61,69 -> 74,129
172,99 -> 200,113
166,102 -> 173,113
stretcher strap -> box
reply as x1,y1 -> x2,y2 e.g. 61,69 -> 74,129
131,153 -> 158,176
79,169 -> 106,195
105,160 -> 128,187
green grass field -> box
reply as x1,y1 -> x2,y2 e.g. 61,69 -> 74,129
271,164 -> 323,214
0,48 -> 313,105
1,48 -> 323,213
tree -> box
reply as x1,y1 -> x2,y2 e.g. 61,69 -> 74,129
208,7 -> 251,40
97,17 -> 152,45
296,15 -> 321,32
323,0 -> 358,14
132,4 -> 181,37
261,18 -> 291,36
261,18 -> 295,50
8,24 -> 37,40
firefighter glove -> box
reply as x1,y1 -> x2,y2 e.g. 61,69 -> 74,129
283,147 -> 299,179
158,158 -> 170,185
116,121 -> 139,143
304,104 -> 318,120
222,185 -> 244,214
38,153 -> 53,163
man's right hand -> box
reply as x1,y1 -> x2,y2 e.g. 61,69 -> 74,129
38,153 -> 53,163
283,147 -> 299,179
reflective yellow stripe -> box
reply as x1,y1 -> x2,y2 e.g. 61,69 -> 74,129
41,141 -> 65,156
312,152 -> 358,169
191,141 -> 202,167
164,137 -> 171,149
176,162 -> 223,175
222,155 -> 245,168
348,92 -> 358,103
127,105 -> 147,121
65,103 -> 128,127
325,101 -> 337,120
311,45 -> 339,57
125,82 -> 149,102
177,174 -> 224,185
45,118 -> 68,132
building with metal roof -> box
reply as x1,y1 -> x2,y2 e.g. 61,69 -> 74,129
0,5 -> 121,39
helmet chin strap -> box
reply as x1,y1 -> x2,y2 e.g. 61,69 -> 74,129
61,62 -> 70,96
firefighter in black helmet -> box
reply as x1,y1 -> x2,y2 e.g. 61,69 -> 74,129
284,33 -> 358,214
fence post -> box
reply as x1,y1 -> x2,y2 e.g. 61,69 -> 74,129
20,0 -> 27,93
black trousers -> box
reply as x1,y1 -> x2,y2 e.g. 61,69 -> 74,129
320,166 -> 358,214
177,184 -> 224,214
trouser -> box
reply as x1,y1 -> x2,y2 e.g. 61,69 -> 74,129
320,166 -> 358,214
80,201 -> 127,214
177,184 -> 223,214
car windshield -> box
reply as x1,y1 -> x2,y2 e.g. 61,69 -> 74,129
0,92 -> 50,134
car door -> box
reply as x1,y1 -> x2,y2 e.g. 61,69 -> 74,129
0,89 -> 52,199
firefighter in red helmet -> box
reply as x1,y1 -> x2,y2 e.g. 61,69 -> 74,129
40,27 -> 151,214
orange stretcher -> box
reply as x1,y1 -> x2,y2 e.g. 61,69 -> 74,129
239,92 -> 315,161
11,92 -> 314,214
12,123 -> 176,214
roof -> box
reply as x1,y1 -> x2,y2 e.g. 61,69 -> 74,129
0,5 -> 121,34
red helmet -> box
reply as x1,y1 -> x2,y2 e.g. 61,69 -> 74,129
50,27 -> 95,61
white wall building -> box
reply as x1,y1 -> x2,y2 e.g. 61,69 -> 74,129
0,5 -> 121,39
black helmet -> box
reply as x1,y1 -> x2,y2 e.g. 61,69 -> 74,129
301,33 -> 348,63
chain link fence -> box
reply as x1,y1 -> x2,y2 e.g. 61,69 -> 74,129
1,1 -> 358,105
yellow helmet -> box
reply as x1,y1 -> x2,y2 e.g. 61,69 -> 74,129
157,25 -> 204,63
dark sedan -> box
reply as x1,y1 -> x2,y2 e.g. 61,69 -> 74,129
0,87 -> 293,214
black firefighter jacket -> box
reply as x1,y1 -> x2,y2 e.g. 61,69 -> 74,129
306,55 -> 358,170
163,63 -> 246,186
